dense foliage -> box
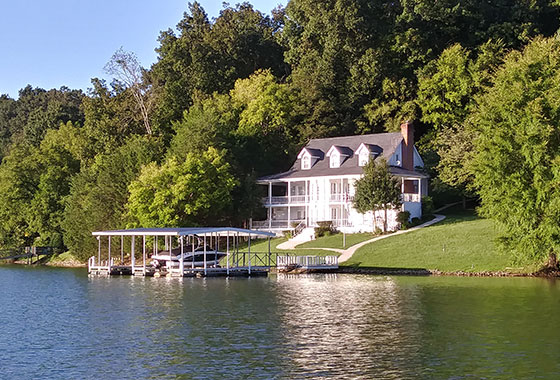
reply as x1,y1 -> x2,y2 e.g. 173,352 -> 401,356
472,37 -> 560,265
1,1 -> 560,262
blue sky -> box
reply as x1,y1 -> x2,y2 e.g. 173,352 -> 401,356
0,0 -> 284,99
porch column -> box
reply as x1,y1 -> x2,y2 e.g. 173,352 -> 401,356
268,181 -> 272,230
306,180 -> 310,226
418,178 -> 422,201
287,180 -> 291,229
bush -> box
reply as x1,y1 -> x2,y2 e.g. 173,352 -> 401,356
283,230 -> 293,239
314,221 -> 337,238
397,211 -> 411,228
411,217 -> 421,226
422,195 -> 435,215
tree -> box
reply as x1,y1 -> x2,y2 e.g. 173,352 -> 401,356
126,147 -> 238,228
149,2 -> 287,134
62,136 -> 164,260
104,48 -> 153,135
353,158 -> 402,232
472,36 -> 560,266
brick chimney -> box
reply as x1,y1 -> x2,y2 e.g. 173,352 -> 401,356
400,121 -> 414,171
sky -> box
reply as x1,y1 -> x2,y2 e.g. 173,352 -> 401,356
0,0 -> 285,99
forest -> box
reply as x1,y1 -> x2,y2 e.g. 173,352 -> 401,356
1,0 -> 560,263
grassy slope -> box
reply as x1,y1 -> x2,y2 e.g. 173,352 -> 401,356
239,238 -> 335,256
298,233 -> 375,249
343,208 -> 523,273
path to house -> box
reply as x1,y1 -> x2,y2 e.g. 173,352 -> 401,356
277,214 -> 447,263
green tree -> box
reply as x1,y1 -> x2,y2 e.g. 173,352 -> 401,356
472,36 -> 560,266
126,147 -> 238,228
150,2 -> 287,135
62,136 -> 164,260
353,158 -> 402,232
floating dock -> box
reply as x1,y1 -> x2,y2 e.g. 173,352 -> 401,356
88,227 -> 338,278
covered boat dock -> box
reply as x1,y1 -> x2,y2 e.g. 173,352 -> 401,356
89,227 -> 276,277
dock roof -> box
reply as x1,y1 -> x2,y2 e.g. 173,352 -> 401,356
92,227 -> 275,237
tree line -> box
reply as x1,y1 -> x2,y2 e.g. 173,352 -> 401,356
0,0 -> 559,263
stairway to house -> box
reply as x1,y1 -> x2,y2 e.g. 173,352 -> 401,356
277,227 -> 315,250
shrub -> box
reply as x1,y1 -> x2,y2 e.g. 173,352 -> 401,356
411,217 -> 421,226
397,211 -> 411,228
422,195 -> 435,215
283,230 -> 293,239
314,221 -> 337,238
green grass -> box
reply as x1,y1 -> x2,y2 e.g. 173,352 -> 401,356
343,208 -> 524,273
239,237 -> 336,256
298,232 -> 375,249
45,251 -> 85,267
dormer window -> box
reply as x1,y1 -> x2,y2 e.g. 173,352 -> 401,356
359,152 -> 369,166
326,145 -> 351,169
330,152 -> 340,168
302,155 -> 311,170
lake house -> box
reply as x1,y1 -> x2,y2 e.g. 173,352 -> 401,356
253,122 -> 428,234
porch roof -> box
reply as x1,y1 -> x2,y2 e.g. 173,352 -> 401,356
257,165 -> 428,183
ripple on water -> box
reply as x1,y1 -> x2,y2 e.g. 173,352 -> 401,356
0,267 -> 559,379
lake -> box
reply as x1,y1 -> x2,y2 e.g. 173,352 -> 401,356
0,266 -> 559,379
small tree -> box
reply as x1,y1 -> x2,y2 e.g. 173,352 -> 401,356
353,158 -> 402,232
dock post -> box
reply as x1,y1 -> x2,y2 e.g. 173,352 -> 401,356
248,233 -> 252,275
142,235 -> 146,275
180,236 -> 184,276
226,231 -> 230,275
97,236 -> 101,266
131,236 -> 135,274
268,237 -> 271,267
203,233 -> 207,276
121,235 -> 124,264
108,236 -> 111,274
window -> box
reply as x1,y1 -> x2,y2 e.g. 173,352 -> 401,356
359,152 -> 369,166
330,152 -> 340,168
331,207 -> 338,220
302,155 -> 311,170
330,182 -> 338,194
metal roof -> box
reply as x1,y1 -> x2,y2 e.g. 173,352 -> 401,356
92,227 -> 275,237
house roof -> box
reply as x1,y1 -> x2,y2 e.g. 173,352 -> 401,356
258,132 -> 427,181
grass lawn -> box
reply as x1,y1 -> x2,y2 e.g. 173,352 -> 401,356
343,208 -> 526,273
298,232 -> 375,249
239,237 -> 336,256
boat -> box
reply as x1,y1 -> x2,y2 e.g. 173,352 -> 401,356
151,245 -> 226,268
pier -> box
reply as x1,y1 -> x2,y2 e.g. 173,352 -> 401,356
88,227 -> 338,277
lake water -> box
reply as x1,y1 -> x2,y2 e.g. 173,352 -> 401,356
1,266 -> 559,379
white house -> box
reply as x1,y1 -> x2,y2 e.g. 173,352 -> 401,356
253,122 -> 428,234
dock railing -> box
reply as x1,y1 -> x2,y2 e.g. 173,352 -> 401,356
276,254 -> 338,270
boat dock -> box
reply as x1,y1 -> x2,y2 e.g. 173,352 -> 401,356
88,227 -> 338,277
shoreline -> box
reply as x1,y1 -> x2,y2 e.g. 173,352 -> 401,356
335,266 -> 558,278
6,260 -> 558,278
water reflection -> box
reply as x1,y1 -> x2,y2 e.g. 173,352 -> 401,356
275,274 -> 423,378
2,267 -> 560,379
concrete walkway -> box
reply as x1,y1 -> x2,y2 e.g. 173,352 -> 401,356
277,214 -> 446,263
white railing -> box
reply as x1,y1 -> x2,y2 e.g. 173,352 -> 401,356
402,193 -> 421,202
262,196 -> 308,205
331,219 -> 353,227
277,255 -> 338,269
252,219 -> 306,230
329,193 -> 353,202
88,256 -> 114,273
